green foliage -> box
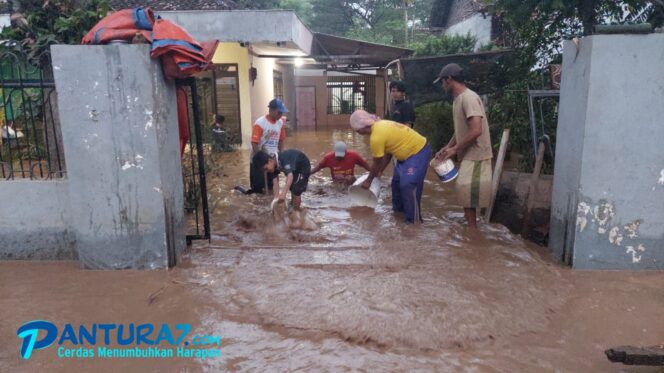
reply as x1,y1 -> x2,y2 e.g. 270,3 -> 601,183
283,0 -> 442,47
491,0 -> 663,68
0,0 -> 110,63
235,0 -> 281,8
485,74 -> 559,171
305,0 -> 411,45
21,143 -> 48,161
346,17 -> 407,45
410,32 -> 476,56
477,40 -> 497,52
344,0 -> 406,45
413,101 -> 453,153
307,0 -> 353,35
409,0 -> 434,27
279,0 -> 314,24
485,81 -> 533,158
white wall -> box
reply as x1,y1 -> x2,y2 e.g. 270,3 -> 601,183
0,14 -> 10,31
249,57 -> 277,125
445,14 -> 492,51
275,63 -> 296,127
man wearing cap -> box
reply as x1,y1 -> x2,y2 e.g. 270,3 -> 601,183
310,141 -> 371,185
249,98 -> 289,194
350,110 -> 432,224
434,63 -> 493,228
388,80 -> 416,128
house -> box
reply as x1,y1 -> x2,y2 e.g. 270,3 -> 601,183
111,1 -> 411,148
430,0 -> 494,50
293,33 -> 411,129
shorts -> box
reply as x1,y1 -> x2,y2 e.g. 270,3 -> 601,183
455,159 -> 492,208
290,172 -> 309,196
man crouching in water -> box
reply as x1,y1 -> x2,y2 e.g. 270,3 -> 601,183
252,149 -> 311,210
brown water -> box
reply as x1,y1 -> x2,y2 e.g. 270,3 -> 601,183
1,129 -> 663,372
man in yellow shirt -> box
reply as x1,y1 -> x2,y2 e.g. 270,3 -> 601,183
350,110 -> 432,224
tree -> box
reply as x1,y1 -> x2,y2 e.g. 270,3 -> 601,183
410,32 -> 476,56
342,0 -> 403,45
308,0 -> 353,35
495,0 -> 661,37
235,0 -> 281,8
307,0 -> 414,45
492,0 -> 664,67
287,0 -> 438,46
1,0 -> 110,63
409,0 -> 434,27
279,0 -> 314,24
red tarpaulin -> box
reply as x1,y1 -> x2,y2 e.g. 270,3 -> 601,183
82,8 -> 219,156
82,7 -> 218,80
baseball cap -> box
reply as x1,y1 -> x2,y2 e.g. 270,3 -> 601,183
433,63 -> 463,84
334,141 -> 347,157
268,98 -> 289,113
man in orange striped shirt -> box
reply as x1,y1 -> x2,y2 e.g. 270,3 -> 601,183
249,99 -> 288,193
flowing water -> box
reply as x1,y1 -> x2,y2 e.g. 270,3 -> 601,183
1,129 -> 663,372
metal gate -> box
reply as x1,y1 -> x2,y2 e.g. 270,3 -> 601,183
177,78 -> 210,244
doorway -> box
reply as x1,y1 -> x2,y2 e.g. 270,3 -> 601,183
295,86 -> 316,130
214,64 -> 241,145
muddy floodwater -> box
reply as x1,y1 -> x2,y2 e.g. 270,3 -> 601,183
1,129 -> 663,372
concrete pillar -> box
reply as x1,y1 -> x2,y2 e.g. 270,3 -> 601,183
51,45 -> 185,269
550,34 -> 664,269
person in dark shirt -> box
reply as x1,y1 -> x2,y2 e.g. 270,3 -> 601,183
388,80 -> 416,128
252,149 -> 311,211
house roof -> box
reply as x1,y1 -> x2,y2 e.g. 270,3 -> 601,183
108,0 -> 237,11
430,0 -> 486,29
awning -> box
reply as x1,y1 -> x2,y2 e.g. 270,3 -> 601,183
310,33 -> 413,68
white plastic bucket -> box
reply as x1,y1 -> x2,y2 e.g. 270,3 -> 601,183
430,158 -> 458,183
349,174 -> 381,208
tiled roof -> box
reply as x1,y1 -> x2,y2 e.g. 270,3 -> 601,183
108,0 -> 238,11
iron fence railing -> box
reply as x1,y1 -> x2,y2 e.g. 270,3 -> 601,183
326,76 -> 376,115
178,79 -> 210,248
0,44 -> 65,180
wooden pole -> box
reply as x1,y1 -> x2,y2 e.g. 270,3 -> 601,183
485,128 -> 510,222
521,141 -> 546,237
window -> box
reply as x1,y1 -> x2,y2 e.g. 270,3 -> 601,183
273,70 -> 284,101
326,76 -> 376,115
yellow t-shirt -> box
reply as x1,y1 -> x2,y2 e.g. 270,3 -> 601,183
369,120 -> 426,161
